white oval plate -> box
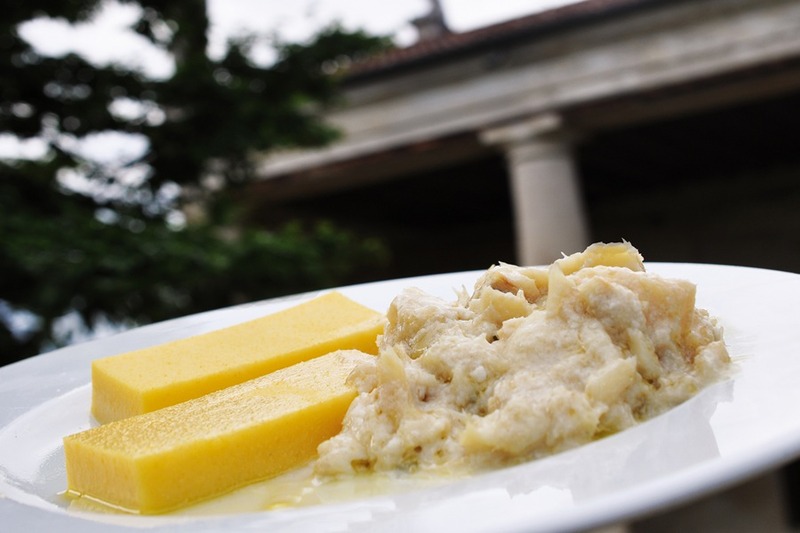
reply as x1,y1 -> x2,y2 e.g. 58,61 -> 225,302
2,263 -> 800,532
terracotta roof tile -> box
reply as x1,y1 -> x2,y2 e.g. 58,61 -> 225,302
347,0 -> 660,79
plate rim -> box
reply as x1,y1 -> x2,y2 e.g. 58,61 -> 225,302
2,262 -> 800,532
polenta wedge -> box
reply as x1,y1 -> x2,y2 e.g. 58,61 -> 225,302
65,350 -> 372,514
91,291 -> 383,423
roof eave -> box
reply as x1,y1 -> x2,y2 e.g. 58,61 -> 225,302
344,0 -> 672,85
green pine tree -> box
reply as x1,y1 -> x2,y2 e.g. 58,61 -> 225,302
1,0 -> 392,362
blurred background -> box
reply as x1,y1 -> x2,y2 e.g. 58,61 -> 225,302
2,0 -> 800,530
2,0 -> 577,363
4,0 -> 799,364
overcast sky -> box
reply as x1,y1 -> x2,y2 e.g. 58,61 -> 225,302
5,1 -> 580,161
19,0 -> 582,78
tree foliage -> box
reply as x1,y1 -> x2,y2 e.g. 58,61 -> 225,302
1,0 -> 392,361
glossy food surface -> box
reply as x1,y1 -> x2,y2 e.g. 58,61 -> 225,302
91,291 -> 383,423
65,350 -> 373,514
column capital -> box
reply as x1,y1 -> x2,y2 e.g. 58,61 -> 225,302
479,112 -> 565,147
481,112 -> 581,165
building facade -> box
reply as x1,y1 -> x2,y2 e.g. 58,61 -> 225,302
253,0 -> 800,275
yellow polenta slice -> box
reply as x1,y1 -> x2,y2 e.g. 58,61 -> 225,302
92,291 -> 383,423
65,350 -> 372,514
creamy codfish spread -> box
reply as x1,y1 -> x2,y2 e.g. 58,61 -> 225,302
315,242 -> 730,475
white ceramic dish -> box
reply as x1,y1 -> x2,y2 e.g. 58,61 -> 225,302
2,263 -> 800,532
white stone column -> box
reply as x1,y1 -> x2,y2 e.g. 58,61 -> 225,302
481,113 -> 589,266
